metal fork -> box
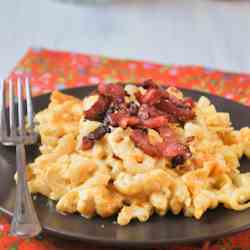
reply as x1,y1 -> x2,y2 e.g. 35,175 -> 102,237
0,78 -> 42,237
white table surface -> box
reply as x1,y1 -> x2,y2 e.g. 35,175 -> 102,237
1,0 -> 250,77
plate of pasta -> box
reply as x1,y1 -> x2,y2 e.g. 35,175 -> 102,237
1,80 -> 250,247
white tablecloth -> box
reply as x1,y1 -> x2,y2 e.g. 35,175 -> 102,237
1,0 -> 250,77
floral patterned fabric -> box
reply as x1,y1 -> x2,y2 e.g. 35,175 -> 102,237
2,48 -> 250,250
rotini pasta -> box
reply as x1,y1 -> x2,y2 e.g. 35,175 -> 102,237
26,84 -> 250,225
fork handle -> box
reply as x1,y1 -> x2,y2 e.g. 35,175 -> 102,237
10,144 -> 42,238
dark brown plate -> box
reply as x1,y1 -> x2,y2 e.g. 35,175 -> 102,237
0,86 -> 250,247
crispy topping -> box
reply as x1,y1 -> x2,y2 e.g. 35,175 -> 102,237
82,80 -> 195,166
81,137 -> 94,150
130,126 -> 191,161
81,125 -> 111,150
84,95 -> 110,121
157,98 -> 195,122
140,89 -> 163,105
142,116 -> 168,129
171,155 -> 186,167
87,125 -> 111,140
130,129 -> 161,157
128,102 -> 139,116
98,82 -> 125,100
140,79 -> 159,89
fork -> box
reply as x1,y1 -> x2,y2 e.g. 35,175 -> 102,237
0,78 -> 42,237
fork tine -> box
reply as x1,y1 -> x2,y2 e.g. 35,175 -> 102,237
0,80 -> 7,139
9,79 -> 16,137
25,78 -> 34,131
17,78 -> 24,136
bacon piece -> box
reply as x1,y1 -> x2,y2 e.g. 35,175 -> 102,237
142,116 -> 168,129
98,83 -> 125,99
107,104 -> 168,129
107,112 -> 140,128
137,81 -> 170,103
167,93 -> 194,109
138,104 -> 176,123
140,89 -> 162,105
140,79 -> 158,89
138,104 -> 150,120
136,85 -> 195,122
106,112 -> 122,127
128,102 -> 139,115
104,101 -> 139,128
156,99 -> 195,122
134,91 -> 143,104
84,95 -> 110,121
130,129 -> 161,157
184,97 -> 195,108
186,136 -> 195,143
109,112 -> 167,129
87,126 -> 111,140
138,104 -> 160,120
136,82 -> 195,123
82,138 -> 94,150
157,126 -> 178,143
166,93 -> 195,110
136,89 -> 164,105
104,101 -> 129,126
158,142 -> 191,159
120,116 -> 140,128
81,125 -> 111,150
130,126 -> 192,165
171,155 -> 185,167
158,126 -> 191,159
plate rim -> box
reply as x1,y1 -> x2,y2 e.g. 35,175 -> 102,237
2,205 -> 250,248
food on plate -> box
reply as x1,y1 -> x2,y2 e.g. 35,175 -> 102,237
26,80 -> 250,225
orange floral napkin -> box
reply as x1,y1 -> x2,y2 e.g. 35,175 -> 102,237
2,48 -> 250,250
